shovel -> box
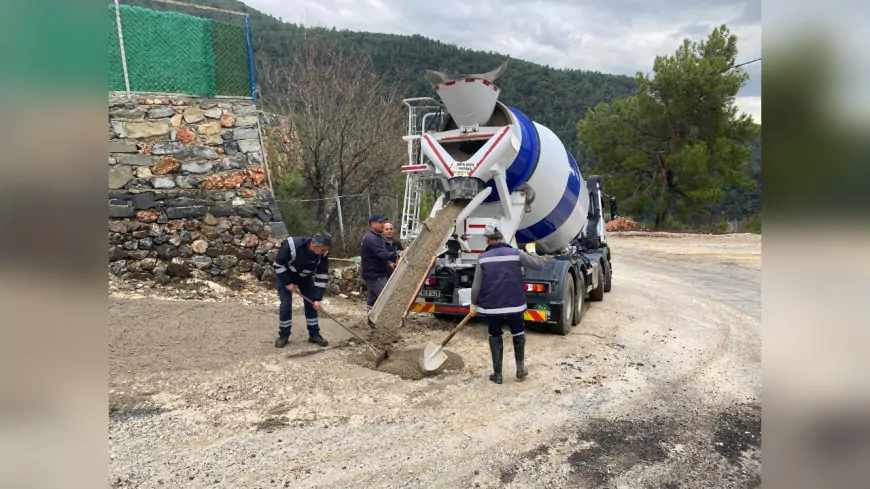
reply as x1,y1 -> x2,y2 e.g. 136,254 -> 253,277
297,292 -> 388,366
420,313 -> 473,371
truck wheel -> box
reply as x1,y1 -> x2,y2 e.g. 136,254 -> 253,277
589,264 -> 605,302
603,259 -> 613,293
550,276 -> 574,335
572,272 -> 586,325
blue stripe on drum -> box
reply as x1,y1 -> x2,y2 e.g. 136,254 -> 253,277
483,106 -> 541,203
515,150 -> 583,244
567,150 -> 580,173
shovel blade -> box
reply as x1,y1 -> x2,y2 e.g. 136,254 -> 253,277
420,341 -> 448,371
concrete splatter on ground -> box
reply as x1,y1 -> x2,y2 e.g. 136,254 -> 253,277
109,392 -> 167,421
499,402 -> 762,489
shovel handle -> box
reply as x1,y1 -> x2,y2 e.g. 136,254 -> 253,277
440,313 -> 473,347
297,292 -> 376,354
402,255 -> 437,323
297,292 -> 350,333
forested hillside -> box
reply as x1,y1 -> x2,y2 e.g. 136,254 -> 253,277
113,0 -> 637,158
113,0 -> 761,227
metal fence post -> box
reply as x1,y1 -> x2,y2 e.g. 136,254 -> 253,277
335,195 -> 345,249
367,194 -> 372,216
245,15 -> 257,106
113,0 -> 131,99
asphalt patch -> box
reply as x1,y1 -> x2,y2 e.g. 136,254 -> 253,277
567,417 -> 675,486
500,467 -> 517,484
713,403 -> 761,464
525,444 -> 551,461
494,398 -> 762,488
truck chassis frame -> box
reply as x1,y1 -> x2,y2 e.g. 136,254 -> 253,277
412,241 -> 612,335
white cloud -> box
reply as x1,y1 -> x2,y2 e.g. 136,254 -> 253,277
736,95 -> 762,123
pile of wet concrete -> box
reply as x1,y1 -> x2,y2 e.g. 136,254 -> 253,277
348,348 -> 465,380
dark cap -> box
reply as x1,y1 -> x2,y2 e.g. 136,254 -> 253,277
369,214 -> 389,223
312,231 -> 333,247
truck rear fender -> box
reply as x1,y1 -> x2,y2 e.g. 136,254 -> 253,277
522,258 -> 575,303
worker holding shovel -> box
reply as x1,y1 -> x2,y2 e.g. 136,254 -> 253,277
271,232 -> 333,348
469,222 -> 544,384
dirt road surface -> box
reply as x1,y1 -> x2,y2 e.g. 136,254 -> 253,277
109,232 -> 761,488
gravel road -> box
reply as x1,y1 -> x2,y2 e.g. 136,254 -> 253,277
109,232 -> 761,488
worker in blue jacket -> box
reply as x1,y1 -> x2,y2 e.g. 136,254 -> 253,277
360,214 -> 401,318
382,222 -> 404,275
271,232 -> 332,348
470,222 -> 544,384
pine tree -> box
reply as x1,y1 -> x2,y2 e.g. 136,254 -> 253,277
578,25 -> 759,228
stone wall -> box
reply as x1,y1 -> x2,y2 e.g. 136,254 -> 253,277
108,93 -> 287,284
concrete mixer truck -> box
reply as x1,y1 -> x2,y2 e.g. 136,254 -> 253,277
393,61 -> 618,335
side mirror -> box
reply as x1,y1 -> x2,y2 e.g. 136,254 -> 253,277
609,196 -> 618,221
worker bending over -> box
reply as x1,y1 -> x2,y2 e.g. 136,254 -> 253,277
470,222 -> 543,384
271,232 -> 332,348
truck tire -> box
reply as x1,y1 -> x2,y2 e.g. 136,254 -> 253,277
589,263 -> 605,302
572,272 -> 586,326
603,259 -> 612,293
550,275 -> 574,335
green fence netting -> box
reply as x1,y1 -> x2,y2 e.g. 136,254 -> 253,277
108,4 -> 250,97
212,20 -> 250,97
108,7 -> 125,92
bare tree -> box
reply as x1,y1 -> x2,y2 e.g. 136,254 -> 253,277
259,36 -> 407,219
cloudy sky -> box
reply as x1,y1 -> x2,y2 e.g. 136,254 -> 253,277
244,0 -> 762,122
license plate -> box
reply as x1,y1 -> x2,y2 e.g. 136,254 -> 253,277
420,289 -> 441,298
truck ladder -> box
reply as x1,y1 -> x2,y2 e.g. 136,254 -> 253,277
400,97 -> 443,241
400,173 -> 425,241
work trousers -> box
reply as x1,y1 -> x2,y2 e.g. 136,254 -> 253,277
276,277 -> 320,338
365,276 -> 388,311
484,311 -> 525,338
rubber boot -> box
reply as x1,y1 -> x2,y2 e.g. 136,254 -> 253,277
513,334 -> 528,380
488,335 -> 503,384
